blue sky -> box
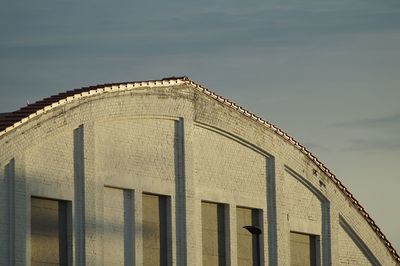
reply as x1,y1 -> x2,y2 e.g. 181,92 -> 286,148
1,0 -> 399,251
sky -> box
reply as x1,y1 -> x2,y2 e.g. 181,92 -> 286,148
1,0 -> 399,252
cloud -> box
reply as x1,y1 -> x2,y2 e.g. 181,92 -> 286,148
336,113 -> 400,128
337,114 -> 400,151
342,138 -> 400,151
303,142 -> 332,152
2,0 -> 400,58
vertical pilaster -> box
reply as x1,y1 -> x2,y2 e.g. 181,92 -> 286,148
94,181 -> 104,266
266,156 -> 278,266
74,122 -> 103,265
85,122 -> 103,266
194,199 -> 203,265
228,204 -> 238,266
175,117 -> 197,266
167,196 -> 176,266
2,159 -> 15,265
274,157 -> 289,265
0,162 -> 6,265
321,202 -> 332,265
224,204 -> 231,266
174,119 -> 187,265
134,189 -> 143,265
123,190 -> 134,266
330,205 -> 340,266
14,155 -> 27,265
74,125 -> 86,266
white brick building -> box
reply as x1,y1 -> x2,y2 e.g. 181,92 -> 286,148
0,76 -> 398,265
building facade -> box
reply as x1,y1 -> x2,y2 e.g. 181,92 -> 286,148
0,76 -> 398,265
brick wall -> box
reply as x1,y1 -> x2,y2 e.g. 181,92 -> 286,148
0,83 -> 397,265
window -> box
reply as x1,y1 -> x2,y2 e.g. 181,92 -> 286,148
236,207 -> 262,265
31,197 -> 70,266
142,193 -> 169,266
201,201 -> 227,266
290,231 -> 319,266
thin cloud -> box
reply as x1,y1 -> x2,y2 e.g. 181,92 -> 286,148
303,142 -> 332,152
336,113 -> 400,128
342,138 -> 400,151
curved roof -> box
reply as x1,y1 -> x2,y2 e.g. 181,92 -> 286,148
0,76 -> 398,262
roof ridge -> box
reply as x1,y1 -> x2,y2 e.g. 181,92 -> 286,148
0,76 -> 398,263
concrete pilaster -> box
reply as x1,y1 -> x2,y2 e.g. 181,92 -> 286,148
73,125 -> 86,265
266,156 -> 278,266
14,155 -> 27,265
228,204 -> 238,266
274,157 -> 290,265
134,189 -> 143,265
0,159 -> 15,266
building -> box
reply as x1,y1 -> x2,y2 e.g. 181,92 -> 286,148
0,76 -> 398,265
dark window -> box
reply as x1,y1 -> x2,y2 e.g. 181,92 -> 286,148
201,202 -> 227,266
290,231 -> 319,266
142,193 -> 169,266
237,207 -> 262,265
31,197 -> 70,266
